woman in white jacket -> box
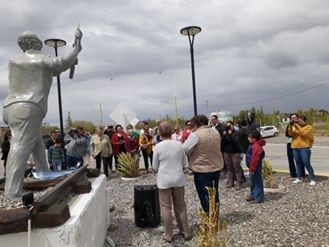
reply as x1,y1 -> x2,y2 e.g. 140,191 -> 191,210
153,121 -> 190,243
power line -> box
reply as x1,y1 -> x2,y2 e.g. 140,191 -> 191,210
205,82 -> 329,108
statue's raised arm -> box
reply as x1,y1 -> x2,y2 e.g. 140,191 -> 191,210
54,27 -> 83,75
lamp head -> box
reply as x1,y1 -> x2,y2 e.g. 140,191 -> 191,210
180,26 -> 202,36
44,38 -> 66,48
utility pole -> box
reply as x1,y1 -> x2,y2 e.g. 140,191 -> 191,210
99,102 -> 104,126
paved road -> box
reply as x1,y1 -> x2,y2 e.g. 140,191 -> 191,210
1,141 -> 328,177
263,143 -> 329,176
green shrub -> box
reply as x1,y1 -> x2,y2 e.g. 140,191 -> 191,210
117,153 -> 140,178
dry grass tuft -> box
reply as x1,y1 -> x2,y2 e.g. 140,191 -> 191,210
194,186 -> 228,247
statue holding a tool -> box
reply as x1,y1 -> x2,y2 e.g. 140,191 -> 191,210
2,27 -> 82,198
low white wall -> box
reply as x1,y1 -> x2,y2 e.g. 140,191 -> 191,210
0,175 -> 109,247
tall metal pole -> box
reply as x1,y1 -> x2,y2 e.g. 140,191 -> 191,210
99,102 -> 104,126
180,26 -> 201,116
188,35 -> 198,116
53,45 -> 65,141
174,95 -> 179,126
45,38 -> 67,168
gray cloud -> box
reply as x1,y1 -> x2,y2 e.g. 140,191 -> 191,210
1,0 -> 329,126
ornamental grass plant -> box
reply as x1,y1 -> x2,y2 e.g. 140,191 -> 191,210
262,159 -> 274,188
117,153 -> 140,178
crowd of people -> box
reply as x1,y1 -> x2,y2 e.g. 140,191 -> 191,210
0,112 -> 317,241
0,112 -> 317,189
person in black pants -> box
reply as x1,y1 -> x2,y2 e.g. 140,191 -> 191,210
104,125 -> 115,171
1,129 -> 11,176
139,127 -> 153,172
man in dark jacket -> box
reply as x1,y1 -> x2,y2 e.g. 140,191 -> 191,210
210,114 -> 225,137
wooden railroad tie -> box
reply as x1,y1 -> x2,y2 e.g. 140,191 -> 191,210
0,165 -> 96,235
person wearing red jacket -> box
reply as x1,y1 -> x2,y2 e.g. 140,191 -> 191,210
245,130 -> 266,203
111,125 -> 130,169
181,121 -> 193,143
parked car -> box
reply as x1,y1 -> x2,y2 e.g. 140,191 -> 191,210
260,126 -> 279,138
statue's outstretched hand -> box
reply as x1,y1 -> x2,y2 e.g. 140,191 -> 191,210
74,28 -> 82,52
75,28 -> 83,40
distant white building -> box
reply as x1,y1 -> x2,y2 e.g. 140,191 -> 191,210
210,111 -> 233,123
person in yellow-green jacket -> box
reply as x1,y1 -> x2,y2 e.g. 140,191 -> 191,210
288,115 -> 316,186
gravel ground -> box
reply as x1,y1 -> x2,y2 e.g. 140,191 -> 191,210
106,172 -> 329,247
0,186 -> 53,209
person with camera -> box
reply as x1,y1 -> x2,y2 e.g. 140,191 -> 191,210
221,121 -> 244,190
288,116 -> 316,185
285,113 -> 304,178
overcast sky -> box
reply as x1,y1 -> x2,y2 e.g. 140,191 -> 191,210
1,0 -> 329,126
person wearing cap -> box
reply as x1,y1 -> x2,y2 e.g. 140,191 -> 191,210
3,28 -> 82,198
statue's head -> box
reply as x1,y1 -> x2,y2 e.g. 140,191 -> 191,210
17,31 -> 42,52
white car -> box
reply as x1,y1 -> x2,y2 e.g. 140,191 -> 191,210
260,126 -> 279,138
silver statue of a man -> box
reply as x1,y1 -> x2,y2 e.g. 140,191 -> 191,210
3,28 -> 82,198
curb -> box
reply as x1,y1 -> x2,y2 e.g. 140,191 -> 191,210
273,169 -> 329,179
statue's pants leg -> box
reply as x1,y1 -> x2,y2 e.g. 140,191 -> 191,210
32,134 -> 49,171
3,103 -> 48,198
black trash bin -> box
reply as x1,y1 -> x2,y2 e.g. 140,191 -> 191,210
134,185 -> 160,228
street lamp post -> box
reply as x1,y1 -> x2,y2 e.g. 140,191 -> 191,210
180,25 -> 201,116
44,38 -> 66,141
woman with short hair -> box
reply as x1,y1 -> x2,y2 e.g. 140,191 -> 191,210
153,121 -> 190,243
90,126 -> 112,177
111,125 -> 130,169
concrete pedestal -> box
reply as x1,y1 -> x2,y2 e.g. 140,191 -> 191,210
0,175 -> 109,247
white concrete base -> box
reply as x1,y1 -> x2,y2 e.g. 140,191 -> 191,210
0,175 -> 109,247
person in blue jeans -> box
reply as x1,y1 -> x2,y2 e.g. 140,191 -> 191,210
288,116 -> 316,186
48,137 -> 65,171
183,115 -> 224,213
246,130 -> 266,203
